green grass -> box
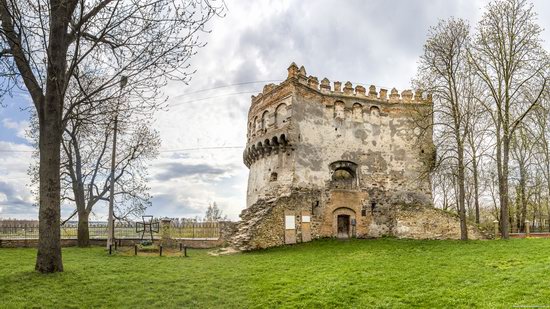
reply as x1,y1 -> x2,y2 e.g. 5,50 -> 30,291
1,238 -> 550,308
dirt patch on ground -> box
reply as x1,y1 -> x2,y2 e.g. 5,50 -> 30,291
208,247 -> 240,256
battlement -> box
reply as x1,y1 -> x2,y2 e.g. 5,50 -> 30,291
251,63 -> 432,106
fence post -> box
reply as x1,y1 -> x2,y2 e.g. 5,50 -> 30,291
161,218 -> 172,242
493,220 -> 499,239
525,220 -> 530,236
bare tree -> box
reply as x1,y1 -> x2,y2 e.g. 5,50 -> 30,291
432,167 -> 456,212
464,94 -> 493,224
469,0 -> 549,239
510,124 -> 536,232
531,98 -> 550,230
0,0 -> 224,272
28,83 -> 161,247
204,202 -> 227,222
60,97 -> 160,247
415,18 -> 475,240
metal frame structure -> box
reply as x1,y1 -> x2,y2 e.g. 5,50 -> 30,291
135,215 -> 159,241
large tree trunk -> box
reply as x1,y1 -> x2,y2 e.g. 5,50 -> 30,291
35,0 -> 74,273
77,210 -> 90,247
35,115 -> 63,273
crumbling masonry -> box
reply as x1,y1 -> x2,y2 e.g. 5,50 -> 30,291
232,63 -> 483,250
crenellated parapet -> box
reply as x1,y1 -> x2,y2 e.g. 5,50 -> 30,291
251,62 -> 432,107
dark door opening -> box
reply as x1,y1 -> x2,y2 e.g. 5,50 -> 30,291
337,215 -> 350,238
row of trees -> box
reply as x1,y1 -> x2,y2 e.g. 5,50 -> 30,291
164,202 -> 228,223
1,0 -> 224,272
416,0 -> 549,240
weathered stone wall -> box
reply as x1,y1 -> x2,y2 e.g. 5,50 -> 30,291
233,190 -> 484,250
236,63 -> 482,251
291,84 -> 433,198
245,92 -> 295,207
218,221 -> 238,245
233,190 -> 321,250
243,63 -> 434,207
245,145 -> 295,207
392,205 -> 484,240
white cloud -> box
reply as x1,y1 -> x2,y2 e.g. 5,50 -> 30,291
1,0 -> 549,220
2,118 -> 30,141
0,141 -> 37,218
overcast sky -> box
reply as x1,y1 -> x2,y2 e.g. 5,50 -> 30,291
1,0 -> 549,221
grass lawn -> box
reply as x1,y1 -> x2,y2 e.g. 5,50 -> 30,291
1,238 -> 550,308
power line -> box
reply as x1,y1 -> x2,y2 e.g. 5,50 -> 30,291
167,80 -> 403,108
2,81 -> 273,153
174,80 -> 283,98
170,90 -> 259,107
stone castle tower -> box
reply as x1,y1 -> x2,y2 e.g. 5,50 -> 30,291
232,63 -> 483,250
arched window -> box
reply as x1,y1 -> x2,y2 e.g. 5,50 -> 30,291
329,161 -> 358,189
270,172 -> 278,182
275,103 -> 288,127
352,103 -> 362,121
253,116 -> 259,132
261,111 -> 269,131
370,106 -> 380,116
334,101 -> 345,119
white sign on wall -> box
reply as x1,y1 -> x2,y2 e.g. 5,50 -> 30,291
302,215 -> 311,223
285,215 -> 295,230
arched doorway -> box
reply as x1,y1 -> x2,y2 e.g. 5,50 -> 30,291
337,214 -> 350,238
332,207 -> 356,239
